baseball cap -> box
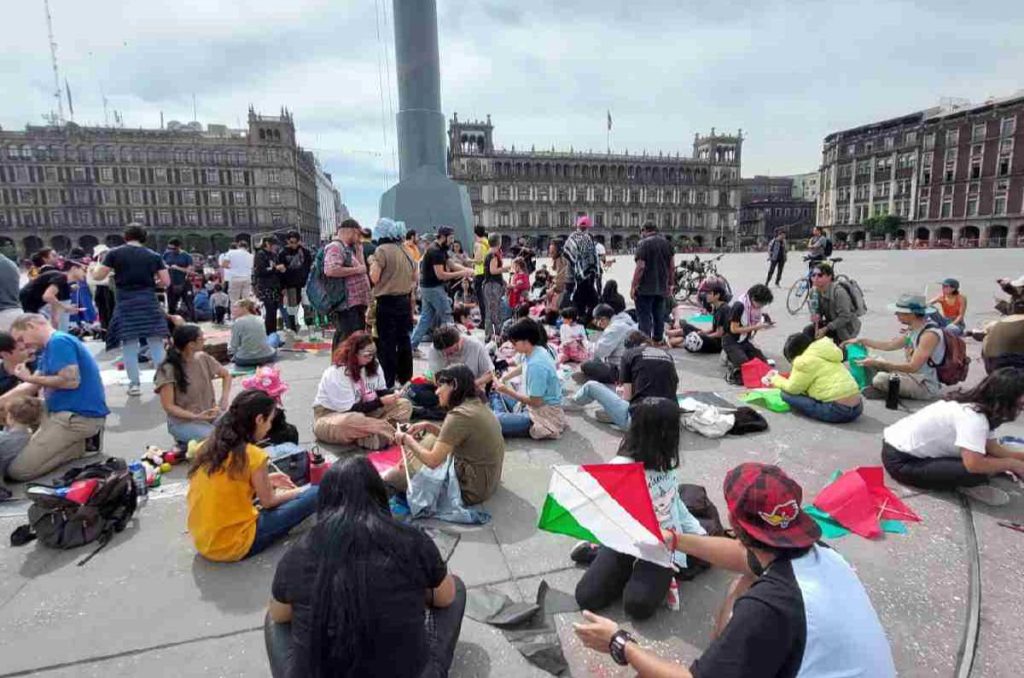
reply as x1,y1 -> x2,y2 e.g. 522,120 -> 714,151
723,463 -> 820,549
940,278 -> 960,290
436,225 -> 455,237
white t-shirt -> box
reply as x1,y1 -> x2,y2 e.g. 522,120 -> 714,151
222,249 -> 254,281
595,243 -> 606,258
560,323 -> 587,346
313,365 -> 387,413
884,400 -> 993,459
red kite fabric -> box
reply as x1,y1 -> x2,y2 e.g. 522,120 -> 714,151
812,466 -> 920,538
741,358 -> 774,389
367,445 -> 403,475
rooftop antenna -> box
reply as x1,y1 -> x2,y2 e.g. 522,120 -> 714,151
43,0 -> 65,125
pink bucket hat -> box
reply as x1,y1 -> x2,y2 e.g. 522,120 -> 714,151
241,366 -> 289,401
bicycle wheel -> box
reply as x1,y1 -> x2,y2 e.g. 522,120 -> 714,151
786,277 -> 810,314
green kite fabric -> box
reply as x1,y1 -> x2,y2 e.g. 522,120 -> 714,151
738,388 -> 791,413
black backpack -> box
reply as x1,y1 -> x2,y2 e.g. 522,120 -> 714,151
14,457 -> 137,566
675,484 -> 728,581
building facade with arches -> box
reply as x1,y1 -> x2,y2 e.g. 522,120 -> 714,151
818,93 -> 1024,248
447,114 -> 743,253
0,107 -> 322,260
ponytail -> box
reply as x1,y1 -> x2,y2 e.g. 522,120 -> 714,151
161,324 -> 202,392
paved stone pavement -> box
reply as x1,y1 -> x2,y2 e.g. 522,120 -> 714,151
0,248 -> 1021,677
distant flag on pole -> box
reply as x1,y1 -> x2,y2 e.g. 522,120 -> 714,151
607,110 -> 612,131
538,462 -> 670,567
65,78 -> 74,119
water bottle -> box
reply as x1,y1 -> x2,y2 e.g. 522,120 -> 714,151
885,373 -> 900,410
129,462 -> 148,505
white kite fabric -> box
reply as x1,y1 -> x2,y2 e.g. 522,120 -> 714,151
539,463 -> 672,567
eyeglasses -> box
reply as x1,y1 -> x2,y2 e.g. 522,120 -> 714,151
358,349 -> 377,358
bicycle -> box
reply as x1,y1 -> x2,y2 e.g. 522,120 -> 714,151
674,253 -> 731,307
786,257 -> 849,314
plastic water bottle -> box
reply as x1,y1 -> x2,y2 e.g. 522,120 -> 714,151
885,373 -> 900,410
129,462 -> 148,505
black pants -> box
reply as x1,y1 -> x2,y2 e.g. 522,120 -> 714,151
331,304 -> 368,352
571,276 -> 601,324
94,285 -> 116,330
214,306 -> 228,324
473,275 -> 486,323
581,360 -> 619,385
679,322 -> 722,353
167,284 -> 193,319
766,258 -> 786,285
635,294 -> 668,342
376,294 -> 414,387
881,442 -> 988,491
575,547 -> 674,621
263,297 -> 280,336
264,576 -> 466,678
722,338 -> 766,368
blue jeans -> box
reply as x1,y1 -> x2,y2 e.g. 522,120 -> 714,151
780,393 -> 863,423
246,485 -> 320,558
123,336 -> 166,387
573,381 -> 630,429
635,294 -> 668,342
489,392 -> 533,437
167,419 -> 216,445
410,286 -> 453,348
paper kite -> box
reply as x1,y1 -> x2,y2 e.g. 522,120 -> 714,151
812,466 -> 920,539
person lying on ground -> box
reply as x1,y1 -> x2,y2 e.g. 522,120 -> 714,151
766,333 -> 862,424
490,319 -> 566,439
0,396 -> 43,501
229,299 -> 277,367
312,331 -> 412,449
994,275 -> 1024,316
843,293 -> 945,401
881,367 -> 1024,507
574,463 -> 896,678
1,313 -> 108,481
427,324 -> 494,389
927,277 -> 967,335
567,331 -> 677,429
187,390 -> 318,562
573,397 -> 706,620
722,284 -> 775,370
386,364 -> 505,505
266,456 -> 465,678
578,303 -> 638,385
669,281 -> 729,353
156,324 -> 232,446
807,262 -> 860,343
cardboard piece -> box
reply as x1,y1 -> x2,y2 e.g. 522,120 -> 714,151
738,388 -> 791,413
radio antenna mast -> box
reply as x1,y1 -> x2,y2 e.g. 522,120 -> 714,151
43,0 -> 65,125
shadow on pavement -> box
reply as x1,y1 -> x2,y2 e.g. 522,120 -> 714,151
190,552 -> 280,615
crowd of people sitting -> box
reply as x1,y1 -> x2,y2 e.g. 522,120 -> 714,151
1,212 -> 1023,678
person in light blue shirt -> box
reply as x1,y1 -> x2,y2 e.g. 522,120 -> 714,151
491,319 -> 566,439
2,313 -> 108,481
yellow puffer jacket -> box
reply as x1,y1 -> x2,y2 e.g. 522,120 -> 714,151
771,338 -> 860,402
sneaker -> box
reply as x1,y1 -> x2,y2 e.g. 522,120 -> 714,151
126,384 -> 142,397
570,541 -> 599,565
594,410 -> 615,424
958,485 -> 1010,507
766,359 -> 776,368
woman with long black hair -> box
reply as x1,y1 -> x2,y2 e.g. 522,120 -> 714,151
155,324 -> 232,445
266,456 -> 465,678
881,367 -> 1024,505
187,390 -> 318,562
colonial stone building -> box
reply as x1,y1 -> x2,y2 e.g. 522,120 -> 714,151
818,93 -> 1024,247
0,107 -> 321,258
447,114 -> 742,252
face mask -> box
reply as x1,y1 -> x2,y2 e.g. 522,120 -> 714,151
746,548 -> 765,577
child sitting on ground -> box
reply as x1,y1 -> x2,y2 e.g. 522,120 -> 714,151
451,303 -> 474,334
558,307 -> 591,364
211,284 -> 230,325
0,396 -> 44,501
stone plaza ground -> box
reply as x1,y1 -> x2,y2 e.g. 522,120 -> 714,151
0,248 -> 1022,677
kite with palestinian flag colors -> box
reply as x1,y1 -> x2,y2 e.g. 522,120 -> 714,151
538,462 -> 672,567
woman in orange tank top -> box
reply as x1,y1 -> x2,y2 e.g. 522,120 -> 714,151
929,278 -> 967,335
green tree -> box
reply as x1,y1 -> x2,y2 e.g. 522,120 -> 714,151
863,215 -> 905,236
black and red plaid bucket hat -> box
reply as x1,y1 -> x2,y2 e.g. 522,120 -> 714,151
724,463 -> 820,549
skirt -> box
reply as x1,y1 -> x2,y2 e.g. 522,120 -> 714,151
106,288 -> 169,349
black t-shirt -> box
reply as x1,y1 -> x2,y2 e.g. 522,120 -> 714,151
278,246 -> 312,288
724,301 -> 749,342
19,270 -> 70,312
483,251 -> 505,284
253,248 -> 281,288
619,346 -> 678,406
711,303 -> 732,335
103,245 -> 165,291
690,557 -> 805,678
271,526 -> 447,678
420,243 -> 448,288
634,234 -> 674,296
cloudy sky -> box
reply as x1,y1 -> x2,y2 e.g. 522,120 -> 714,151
3,0 -> 1023,225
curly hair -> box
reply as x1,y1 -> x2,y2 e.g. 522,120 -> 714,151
332,331 -> 379,380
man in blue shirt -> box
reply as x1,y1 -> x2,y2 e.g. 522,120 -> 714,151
2,313 -> 109,481
491,319 -> 566,439
162,238 -> 194,319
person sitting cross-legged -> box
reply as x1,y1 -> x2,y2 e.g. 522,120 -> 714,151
567,331 -> 677,429
881,367 -> 1024,506
574,463 -> 896,678
265,457 -> 465,678
578,303 -> 638,385
229,299 -> 278,367
766,333 -> 863,424
312,331 -> 412,450
490,319 -> 566,439
156,324 -> 233,446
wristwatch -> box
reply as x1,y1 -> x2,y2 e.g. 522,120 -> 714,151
609,629 -> 636,666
